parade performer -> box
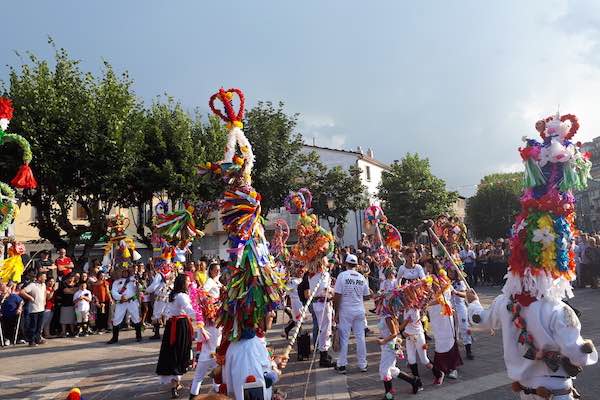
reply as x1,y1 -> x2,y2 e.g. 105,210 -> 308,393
0,240 -> 26,284
309,256 -> 335,367
0,97 -> 37,190
156,273 -> 200,399
190,281 -> 222,397
146,261 -> 175,340
283,262 -> 304,339
286,188 -> 335,274
101,213 -> 141,269
107,267 -> 142,344
364,205 -> 402,289
467,112 -> 597,400
427,267 -> 462,383
377,309 -> 424,398
334,254 -> 371,374
448,267 -> 474,360
201,88 -> 286,400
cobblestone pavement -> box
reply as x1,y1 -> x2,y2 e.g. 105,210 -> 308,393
0,287 -> 598,399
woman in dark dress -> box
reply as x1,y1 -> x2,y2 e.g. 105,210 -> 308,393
156,273 -> 198,399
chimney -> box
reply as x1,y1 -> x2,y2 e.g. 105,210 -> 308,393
357,146 -> 363,154
367,148 -> 374,158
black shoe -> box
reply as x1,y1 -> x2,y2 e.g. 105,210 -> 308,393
150,324 -> 161,340
411,377 -> 423,394
171,387 -> 180,399
135,323 -> 143,342
467,353 -> 474,360
335,365 -> 346,374
319,351 -> 335,368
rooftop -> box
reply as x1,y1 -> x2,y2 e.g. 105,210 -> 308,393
302,143 -> 391,170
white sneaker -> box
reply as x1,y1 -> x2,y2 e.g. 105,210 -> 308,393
4,339 -> 9,346
447,370 -> 458,379
359,365 -> 368,372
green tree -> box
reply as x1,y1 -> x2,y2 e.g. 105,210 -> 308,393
243,101 -> 304,215
311,166 -> 368,232
123,100 -> 226,245
466,172 -> 523,239
3,43 -> 144,255
378,153 -> 458,237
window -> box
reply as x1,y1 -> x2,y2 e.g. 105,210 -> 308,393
75,203 -> 87,220
365,165 -> 371,182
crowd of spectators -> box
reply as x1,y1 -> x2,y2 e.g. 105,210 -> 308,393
0,248 -> 225,347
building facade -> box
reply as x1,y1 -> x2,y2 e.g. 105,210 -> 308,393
196,144 -> 391,259
574,137 -> 600,232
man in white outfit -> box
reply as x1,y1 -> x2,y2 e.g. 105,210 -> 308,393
309,258 -> 334,368
107,268 -> 142,344
333,254 -> 371,374
145,263 -> 173,340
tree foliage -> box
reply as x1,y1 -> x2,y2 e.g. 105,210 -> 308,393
3,43 -> 144,254
378,153 -> 458,236
244,101 -> 304,215
466,172 -> 523,239
299,151 -> 368,231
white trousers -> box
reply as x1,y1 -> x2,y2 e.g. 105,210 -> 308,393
152,300 -> 167,322
405,333 -> 430,365
190,325 -> 222,395
112,300 -> 141,325
455,306 -> 472,345
337,309 -> 367,368
312,302 -> 332,351
379,342 -> 400,380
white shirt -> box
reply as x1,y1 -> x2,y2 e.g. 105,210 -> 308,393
204,277 -> 222,299
451,280 -> 468,313
334,269 -> 369,313
73,289 -> 92,312
469,294 -> 598,389
428,290 -> 455,352
459,249 -> 476,264
403,308 -> 424,335
309,271 -> 331,298
397,264 -> 425,282
380,278 -> 397,293
164,292 -> 196,319
111,277 -> 138,301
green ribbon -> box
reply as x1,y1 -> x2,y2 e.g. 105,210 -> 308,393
0,128 -> 5,143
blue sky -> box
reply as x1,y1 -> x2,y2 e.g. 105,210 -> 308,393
3,0 -> 600,196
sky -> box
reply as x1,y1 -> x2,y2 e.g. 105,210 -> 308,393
2,0 -> 600,196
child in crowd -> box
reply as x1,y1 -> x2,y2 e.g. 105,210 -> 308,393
448,267 -> 474,360
73,281 -> 92,337
378,311 -> 422,399
402,306 -> 432,392
428,265 -> 463,384
380,268 -> 397,293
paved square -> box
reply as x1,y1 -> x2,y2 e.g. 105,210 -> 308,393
1,287 -> 598,399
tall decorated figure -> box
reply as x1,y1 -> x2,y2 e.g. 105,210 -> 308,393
0,97 -> 37,283
467,112 -> 597,400
201,88 -> 287,400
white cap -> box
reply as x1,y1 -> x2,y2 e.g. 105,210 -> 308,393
345,254 -> 358,265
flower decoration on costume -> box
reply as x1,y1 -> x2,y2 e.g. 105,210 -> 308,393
507,111 -> 587,302
286,188 -> 335,273
0,97 -> 37,190
202,88 -> 285,352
